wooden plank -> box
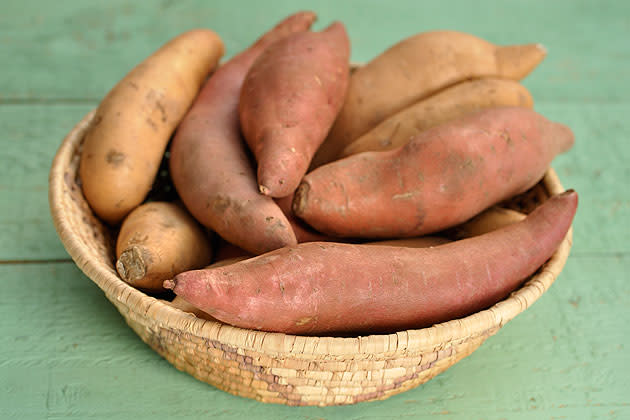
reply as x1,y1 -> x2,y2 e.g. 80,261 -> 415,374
0,104 -> 94,261
1,0 -> 629,102
0,257 -> 627,418
537,102 -> 630,254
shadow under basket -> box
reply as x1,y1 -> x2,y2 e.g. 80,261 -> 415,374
49,110 -> 573,406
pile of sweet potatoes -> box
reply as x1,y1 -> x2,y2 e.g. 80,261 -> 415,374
79,11 -> 577,336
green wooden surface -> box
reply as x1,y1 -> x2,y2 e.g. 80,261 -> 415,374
1,0 -> 628,418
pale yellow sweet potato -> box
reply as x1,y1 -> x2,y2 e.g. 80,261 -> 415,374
116,202 -> 213,291
311,31 -> 546,167
80,30 -> 224,224
340,78 -> 533,157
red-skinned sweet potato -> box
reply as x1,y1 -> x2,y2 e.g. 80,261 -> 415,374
294,107 -> 573,238
168,256 -> 249,320
169,12 -> 317,255
239,22 -> 350,197
277,194 -> 448,245
165,190 -> 577,335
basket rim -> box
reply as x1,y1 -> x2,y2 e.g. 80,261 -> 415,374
49,110 -> 573,357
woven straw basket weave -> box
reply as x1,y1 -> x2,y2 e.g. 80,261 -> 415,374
49,110 -> 572,406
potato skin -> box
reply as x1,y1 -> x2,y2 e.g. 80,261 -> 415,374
169,12 -> 317,255
239,22 -> 350,197
294,107 -> 574,238
165,191 -> 577,335
116,202 -> 213,291
340,78 -> 533,157
311,31 -> 546,167
80,30 -> 224,224
168,256 -> 249,321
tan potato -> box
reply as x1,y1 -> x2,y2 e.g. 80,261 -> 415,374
311,31 -> 546,167
340,78 -> 533,157
80,30 -> 224,224
116,202 -> 213,291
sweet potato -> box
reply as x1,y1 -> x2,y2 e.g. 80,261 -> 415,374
447,206 -> 526,240
239,22 -> 350,197
277,193 -> 447,245
116,202 -> 213,291
80,30 -> 224,224
339,78 -> 533,157
165,190 -> 577,335
169,256 -> 249,320
169,12 -> 316,254
311,31 -> 546,167
294,107 -> 573,238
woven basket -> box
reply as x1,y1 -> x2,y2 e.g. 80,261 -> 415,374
49,110 -> 573,406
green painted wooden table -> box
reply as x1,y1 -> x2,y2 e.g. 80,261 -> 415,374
2,1 -> 629,418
